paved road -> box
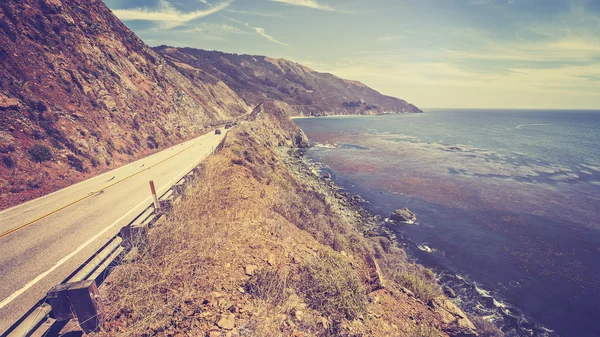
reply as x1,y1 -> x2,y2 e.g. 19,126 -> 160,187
0,130 -> 226,333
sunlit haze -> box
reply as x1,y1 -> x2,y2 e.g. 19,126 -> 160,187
105,0 -> 600,109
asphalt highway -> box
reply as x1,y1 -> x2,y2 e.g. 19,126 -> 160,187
0,130 -> 226,333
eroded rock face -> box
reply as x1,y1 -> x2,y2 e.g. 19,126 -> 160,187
390,208 -> 417,224
0,0 -> 422,209
428,297 -> 479,337
0,0 -> 250,208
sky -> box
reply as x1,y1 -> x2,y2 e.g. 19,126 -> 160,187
104,0 -> 600,109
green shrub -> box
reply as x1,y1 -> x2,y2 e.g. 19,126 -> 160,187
106,139 -> 115,155
245,268 -> 289,306
2,155 -> 14,168
28,144 -> 53,163
67,154 -> 86,172
394,270 -> 441,303
297,250 -> 366,319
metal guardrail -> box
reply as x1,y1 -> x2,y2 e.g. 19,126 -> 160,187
1,135 -> 227,337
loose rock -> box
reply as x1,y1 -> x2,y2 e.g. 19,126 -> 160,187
216,313 -> 235,330
428,297 -> 478,337
390,208 -> 417,224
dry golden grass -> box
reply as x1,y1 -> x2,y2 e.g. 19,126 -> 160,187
298,250 -> 367,320
92,114 -> 482,337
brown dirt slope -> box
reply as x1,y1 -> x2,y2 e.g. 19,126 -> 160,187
0,0 -> 249,208
90,109 -> 488,337
154,46 -> 422,117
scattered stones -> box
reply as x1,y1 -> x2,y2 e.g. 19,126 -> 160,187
245,264 -> 258,276
216,313 -> 235,330
428,297 -> 478,337
390,208 -> 417,224
208,330 -> 221,337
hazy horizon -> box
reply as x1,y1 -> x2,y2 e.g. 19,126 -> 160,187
105,0 -> 600,110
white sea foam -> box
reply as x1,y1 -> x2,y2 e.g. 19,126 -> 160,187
417,244 -> 435,253
475,284 -> 492,297
493,298 -> 508,309
581,163 -> 600,172
515,123 -> 553,129
315,142 -> 338,149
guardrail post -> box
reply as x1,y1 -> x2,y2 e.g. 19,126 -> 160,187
120,225 -> 149,250
47,284 -> 74,321
67,280 -> 103,334
149,180 -> 160,211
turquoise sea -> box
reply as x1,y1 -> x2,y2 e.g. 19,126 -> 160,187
295,109 -> 600,337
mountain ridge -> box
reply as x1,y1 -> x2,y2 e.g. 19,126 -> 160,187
0,0 -> 420,209
154,46 -> 422,116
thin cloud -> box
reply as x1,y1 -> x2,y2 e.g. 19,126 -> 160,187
228,18 -> 290,46
112,0 -> 233,28
227,9 -> 285,17
271,0 -> 336,11
377,35 -> 403,42
175,22 -> 249,41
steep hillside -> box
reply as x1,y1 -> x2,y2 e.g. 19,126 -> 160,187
0,0 -> 421,209
155,46 -> 422,116
0,0 -> 249,208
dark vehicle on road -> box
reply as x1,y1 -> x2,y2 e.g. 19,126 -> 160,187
215,129 -> 221,135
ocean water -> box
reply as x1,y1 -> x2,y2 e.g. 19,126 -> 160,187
294,109 -> 600,337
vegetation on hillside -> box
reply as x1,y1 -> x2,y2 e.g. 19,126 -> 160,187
89,113 -> 484,337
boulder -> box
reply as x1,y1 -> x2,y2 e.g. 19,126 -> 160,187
0,94 -> 19,111
428,297 -> 478,337
390,208 -> 416,224
216,313 -> 235,330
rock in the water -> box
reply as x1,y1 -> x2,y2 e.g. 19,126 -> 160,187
390,208 -> 417,224
322,172 -> 331,179
443,286 -> 457,298
216,313 -> 235,330
428,297 -> 478,337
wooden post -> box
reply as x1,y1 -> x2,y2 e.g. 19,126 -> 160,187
47,284 -> 74,321
47,280 -> 104,333
67,280 -> 103,334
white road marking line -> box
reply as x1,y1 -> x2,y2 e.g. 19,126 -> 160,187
0,136 -> 201,216
0,138 -> 216,310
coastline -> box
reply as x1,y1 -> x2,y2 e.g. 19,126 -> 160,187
292,112 -> 578,337
89,113 -> 492,337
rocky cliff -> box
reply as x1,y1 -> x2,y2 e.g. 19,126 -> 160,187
0,0 -> 250,208
155,46 -> 422,116
0,0 -> 421,209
